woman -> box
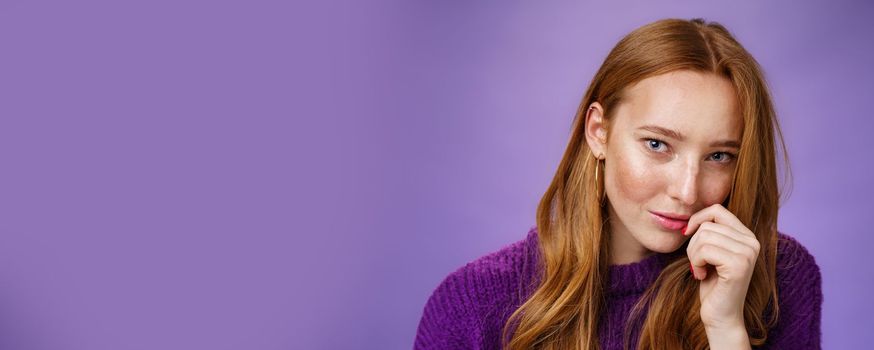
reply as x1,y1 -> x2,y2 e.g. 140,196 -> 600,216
414,18 -> 822,350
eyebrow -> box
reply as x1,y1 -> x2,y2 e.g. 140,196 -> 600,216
636,125 -> 741,149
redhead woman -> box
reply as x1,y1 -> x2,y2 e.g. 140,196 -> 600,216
414,18 -> 822,350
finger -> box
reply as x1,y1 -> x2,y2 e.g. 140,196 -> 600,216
688,243 -> 737,280
684,204 -> 753,240
693,221 -> 760,252
688,224 -> 757,260
685,204 -> 739,236
687,226 -> 749,280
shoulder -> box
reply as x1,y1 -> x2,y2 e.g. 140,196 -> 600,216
450,226 -> 539,288
775,231 -> 822,285
414,226 -> 540,349
427,225 -> 539,309
764,231 -> 823,349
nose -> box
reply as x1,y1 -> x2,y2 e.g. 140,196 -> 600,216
668,157 -> 699,206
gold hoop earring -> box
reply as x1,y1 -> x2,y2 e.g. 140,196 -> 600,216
595,155 -> 599,184
594,154 -> 606,204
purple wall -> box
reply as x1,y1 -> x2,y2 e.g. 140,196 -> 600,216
1,0 -> 871,349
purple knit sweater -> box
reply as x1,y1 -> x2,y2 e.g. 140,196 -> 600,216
414,226 -> 822,349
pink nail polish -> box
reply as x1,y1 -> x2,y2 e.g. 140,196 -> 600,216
681,225 -> 688,235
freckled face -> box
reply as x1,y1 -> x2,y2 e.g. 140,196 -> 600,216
602,70 -> 743,254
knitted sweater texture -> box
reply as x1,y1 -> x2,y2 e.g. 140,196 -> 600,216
414,226 -> 822,349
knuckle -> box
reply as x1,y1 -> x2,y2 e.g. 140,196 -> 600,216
747,246 -> 760,262
689,232 -> 701,246
743,249 -> 756,263
748,254 -> 758,266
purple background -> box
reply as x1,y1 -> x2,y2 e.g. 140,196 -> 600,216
1,0 -> 871,349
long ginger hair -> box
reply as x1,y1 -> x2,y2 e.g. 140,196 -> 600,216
501,18 -> 791,349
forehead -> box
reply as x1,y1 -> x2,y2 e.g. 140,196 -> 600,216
614,70 -> 742,141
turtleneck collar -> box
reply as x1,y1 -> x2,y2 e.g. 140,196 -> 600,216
524,226 -> 673,297
605,252 -> 668,297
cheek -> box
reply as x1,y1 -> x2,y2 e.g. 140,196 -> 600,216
605,151 -> 661,206
699,173 -> 734,205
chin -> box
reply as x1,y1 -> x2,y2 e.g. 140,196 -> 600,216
643,231 -> 686,253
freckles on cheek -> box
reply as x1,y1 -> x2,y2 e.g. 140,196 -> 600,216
609,154 -> 657,204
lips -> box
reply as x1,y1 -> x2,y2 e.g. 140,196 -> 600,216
650,210 -> 691,221
649,211 -> 689,231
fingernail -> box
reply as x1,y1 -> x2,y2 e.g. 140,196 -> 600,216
681,225 -> 688,235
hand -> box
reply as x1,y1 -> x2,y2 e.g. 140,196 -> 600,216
684,204 -> 759,345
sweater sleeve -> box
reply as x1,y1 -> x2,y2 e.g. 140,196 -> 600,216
760,233 -> 823,349
413,269 -> 483,350
414,232 -> 535,350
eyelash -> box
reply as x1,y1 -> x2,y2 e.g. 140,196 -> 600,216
643,138 -> 736,163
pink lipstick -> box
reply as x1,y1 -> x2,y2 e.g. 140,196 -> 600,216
649,211 -> 689,231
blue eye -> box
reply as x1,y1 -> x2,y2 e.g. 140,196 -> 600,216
710,152 -> 735,162
645,139 -> 667,152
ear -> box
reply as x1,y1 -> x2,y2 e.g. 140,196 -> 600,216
584,102 -> 608,159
